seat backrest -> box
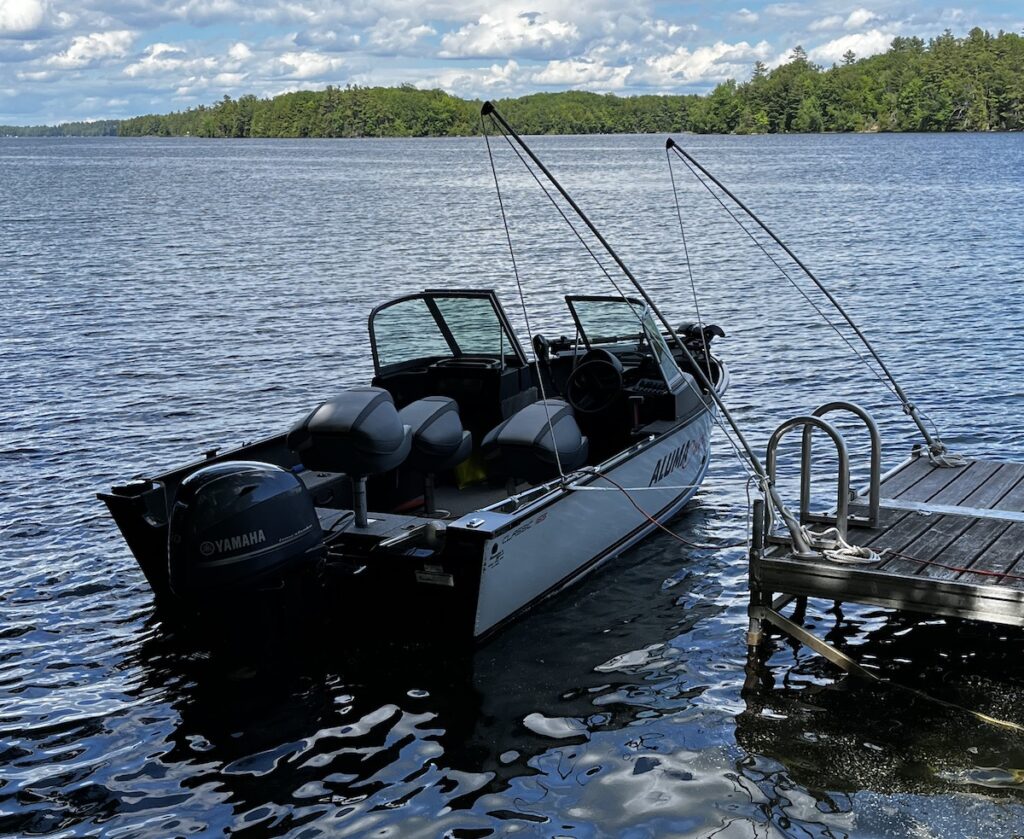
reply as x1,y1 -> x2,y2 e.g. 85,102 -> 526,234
398,396 -> 473,472
480,399 -> 588,483
287,386 -> 411,477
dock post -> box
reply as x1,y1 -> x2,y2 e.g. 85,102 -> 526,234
746,499 -> 767,645
744,499 -> 770,692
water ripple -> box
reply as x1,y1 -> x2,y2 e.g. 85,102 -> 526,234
1,133 -> 1023,836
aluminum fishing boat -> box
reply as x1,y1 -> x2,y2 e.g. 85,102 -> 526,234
100,104 -> 732,640
100,289 -> 726,639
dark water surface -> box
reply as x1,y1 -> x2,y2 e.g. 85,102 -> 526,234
2,133 -> 1024,837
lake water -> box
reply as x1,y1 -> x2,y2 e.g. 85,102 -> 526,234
2,131 -> 1024,837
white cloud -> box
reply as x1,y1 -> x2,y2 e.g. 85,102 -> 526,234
809,15 -> 843,31
809,7 -> 883,33
532,58 -> 630,89
16,68 -> 54,80
808,28 -> 893,64
213,71 -> 245,85
731,8 -> 759,24
439,12 -> 579,59
293,28 -> 361,51
764,3 -> 807,19
123,42 -> 215,78
0,0 -> 45,34
844,8 -> 880,29
634,39 -> 772,86
228,42 -> 252,61
413,59 -> 520,96
637,18 -> 685,39
367,16 -> 435,53
275,50 -> 345,79
47,30 -> 134,69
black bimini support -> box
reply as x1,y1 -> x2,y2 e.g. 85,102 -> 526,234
665,138 -> 943,456
481,101 -> 813,556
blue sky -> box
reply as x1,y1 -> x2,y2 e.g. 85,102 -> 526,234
0,0 -> 1020,124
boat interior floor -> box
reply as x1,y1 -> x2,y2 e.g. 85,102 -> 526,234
431,482 -> 525,518
306,468 -> 529,542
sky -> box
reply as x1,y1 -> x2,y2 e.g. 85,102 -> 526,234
0,0 -> 1020,124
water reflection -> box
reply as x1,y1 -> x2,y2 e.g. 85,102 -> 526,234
3,133 -> 1024,836
93,503 -> 738,834
738,608 -> 1024,813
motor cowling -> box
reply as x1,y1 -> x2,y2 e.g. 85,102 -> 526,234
168,461 -> 324,604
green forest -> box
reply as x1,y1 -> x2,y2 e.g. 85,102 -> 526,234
3,28 -> 1021,138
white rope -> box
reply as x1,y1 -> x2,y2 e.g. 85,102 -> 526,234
929,448 -> 970,468
807,526 -> 880,565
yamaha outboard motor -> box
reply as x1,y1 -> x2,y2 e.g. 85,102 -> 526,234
168,461 -> 324,612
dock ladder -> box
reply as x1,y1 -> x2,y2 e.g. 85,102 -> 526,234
748,401 -> 886,673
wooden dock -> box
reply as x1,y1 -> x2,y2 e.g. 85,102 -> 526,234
752,453 -> 1024,635
745,405 -> 1024,692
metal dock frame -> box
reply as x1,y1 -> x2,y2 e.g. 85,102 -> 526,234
746,402 -> 1024,688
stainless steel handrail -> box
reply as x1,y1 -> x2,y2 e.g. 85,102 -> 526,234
805,401 -> 881,527
767,415 -> 851,541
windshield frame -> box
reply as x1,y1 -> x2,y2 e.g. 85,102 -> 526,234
566,294 -> 687,393
565,294 -> 647,350
368,289 -> 528,374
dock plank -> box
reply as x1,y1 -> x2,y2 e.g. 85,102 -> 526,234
992,477 -> 1024,513
1003,557 -> 1024,590
960,462 -> 1024,510
927,460 -> 1003,506
878,457 -> 935,498
894,462 -> 971,503
875,514 -> 975,576
914,517 -> 1010,582
957,522 -> 1024,587
860,509 -> 940,555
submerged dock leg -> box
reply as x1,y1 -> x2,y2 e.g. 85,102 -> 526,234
744,499 -> 769,693
746,499 -> 767,649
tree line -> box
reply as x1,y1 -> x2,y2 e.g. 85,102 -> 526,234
0,119 -> 119,137
690,29 -> 1023,133
2,28 -> 1021,138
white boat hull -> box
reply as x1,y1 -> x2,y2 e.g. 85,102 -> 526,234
454,409 -> 714,637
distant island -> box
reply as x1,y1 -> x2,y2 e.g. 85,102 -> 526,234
3,28 -> 1021,138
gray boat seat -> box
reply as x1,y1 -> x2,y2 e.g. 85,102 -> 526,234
481,398 -> 588,483
287,386 -> 411,476
399,396 -> 473,515
399,396 -> 473,473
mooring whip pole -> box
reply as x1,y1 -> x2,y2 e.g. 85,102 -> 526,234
665,138 -> 945,457
481,102 -> 813,555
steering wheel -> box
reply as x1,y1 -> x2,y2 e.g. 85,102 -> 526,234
565,349 -> 624,414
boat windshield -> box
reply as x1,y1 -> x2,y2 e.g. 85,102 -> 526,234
370,291 -> 526,373
640,308 -> 687,393
567,296 -> 646,347
567,295 -> 686,392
